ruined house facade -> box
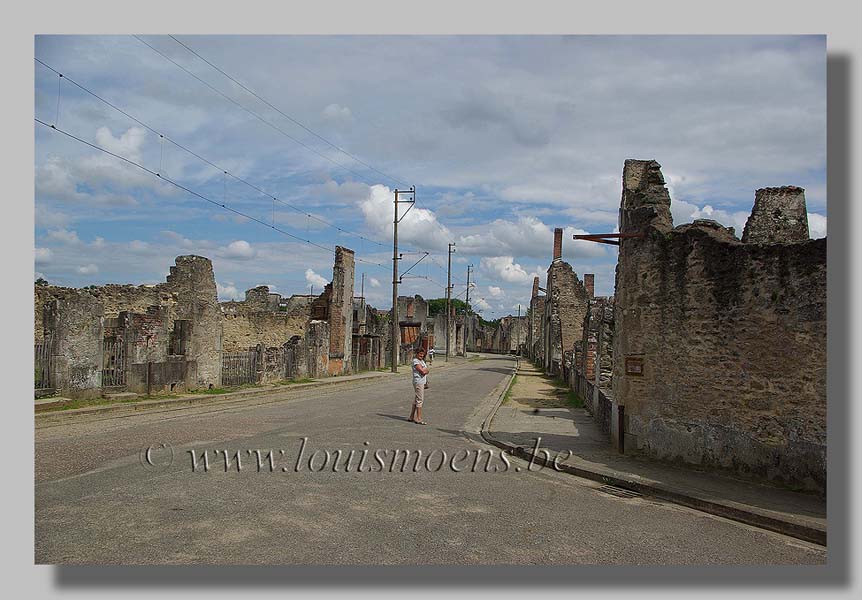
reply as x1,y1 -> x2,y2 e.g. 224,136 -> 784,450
34,246 -> 364,398
571,294 -> 615,435
35,255 -> 223,397
525,229 -> 593,377
610,159 -> 826,491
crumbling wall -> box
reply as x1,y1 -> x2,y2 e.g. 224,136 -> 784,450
527,276 -> 545,364
42,290 -> 104,397
326,246 -> 355,375
305,320 -> 330,378
742,186 -> 810,244
163,255 -> 222,387
221,296 -> 309,353
543,260 -> 590,375
613,159 -> 826,492
36,255 -> 221,395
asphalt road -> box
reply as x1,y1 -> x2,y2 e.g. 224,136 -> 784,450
35,354 -> 826,565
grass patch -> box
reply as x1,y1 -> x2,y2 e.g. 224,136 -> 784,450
566,390 -> 585,408
274,377 -> 315,385
501,374 -> 518,404
197,387 -> 232,395
38,395 -> 143,413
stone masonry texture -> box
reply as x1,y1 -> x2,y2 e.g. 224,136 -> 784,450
612,159 -> 826,492
742,186 -> 810,244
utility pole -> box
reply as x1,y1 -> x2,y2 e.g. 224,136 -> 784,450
465,264 -> 473,310
446,242 -> 456,362
360,272 -> 365,300
391,187 -> 415,373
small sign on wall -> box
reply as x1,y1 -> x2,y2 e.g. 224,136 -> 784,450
625,356 -> 644,376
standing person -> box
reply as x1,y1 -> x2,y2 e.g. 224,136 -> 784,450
428,347 -> 435,364
408,348 -> 429,425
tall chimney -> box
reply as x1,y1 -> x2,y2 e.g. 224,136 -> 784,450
531,276 -> 540,298
584,274 -> 595,298
552,228 -> 563,262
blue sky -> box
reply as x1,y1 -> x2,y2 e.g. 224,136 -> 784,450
34,35 -> 826,316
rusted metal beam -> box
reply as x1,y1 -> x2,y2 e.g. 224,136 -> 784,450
573,233 -> 647,246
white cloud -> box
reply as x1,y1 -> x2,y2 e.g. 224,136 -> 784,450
457,216 -> 607,260
473,297 -> 492,312
76,263 -> 98,275
369,277 -> 381,288
488,285 -> 504,298
94,126 -> 147,162
221,240 -> 256,260
480,256 -> 539,284
305,268 -> 328,289
35,204 -> 72,229
217,280 -> 241,301
128,240 -> 150,252
91,237 -> 106,249
35,247 -> 53,265
45,228 -> 81,245
670,198 -> 750,236
808,212 -> 827,239
322,103 -> 353,122
360,185 -> 452,251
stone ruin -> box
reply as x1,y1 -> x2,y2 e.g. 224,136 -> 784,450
34,246 -> 363,398
609,159 -> 826,492
524,228 -> 594,376
522,159 -> 826,493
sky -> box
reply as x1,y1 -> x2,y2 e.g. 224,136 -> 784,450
34,35 -> 827,317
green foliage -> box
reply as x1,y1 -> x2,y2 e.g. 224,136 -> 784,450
566,390 -> 585,408
502,374 -> 518,404
427,297 -> 473,316
35,277 -> 49,286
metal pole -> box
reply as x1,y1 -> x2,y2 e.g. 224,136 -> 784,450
465,264 -> 472,308
446,242 -> 455,362
391,190 -> 399,373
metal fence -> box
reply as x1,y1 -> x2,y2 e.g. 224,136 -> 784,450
34,335 -> 54,389
102,338 -> 127,387
222,350 -> 259,387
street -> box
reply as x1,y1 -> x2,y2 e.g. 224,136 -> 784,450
35,355 -> 826,565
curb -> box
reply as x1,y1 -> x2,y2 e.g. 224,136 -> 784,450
479,368 -> 826,547
36,358 -> 469,421
35,373 -> 388,421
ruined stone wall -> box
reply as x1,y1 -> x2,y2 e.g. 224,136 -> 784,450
742,186 -> 810,244
36,255 -> 222,394
613,159 -> 826,492
306,320 -> 330,378
42,290 -> 104,397
163,256 -> 222,387
221,300 -> 309,353
327,246 -> 355,375
543,260 -> 590,375
528,295 -> 545,363
35,284 -> 167,342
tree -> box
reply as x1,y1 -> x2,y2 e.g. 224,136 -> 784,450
427,298 -> 472,316
35,277 -> 49,286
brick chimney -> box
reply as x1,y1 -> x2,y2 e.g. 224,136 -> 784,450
552,228 -> 563,262
531,276 -> 540,298
584,274 -> 594,298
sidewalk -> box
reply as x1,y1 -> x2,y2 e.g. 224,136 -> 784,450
484,362 -> 826,546
36,355 -> 472,419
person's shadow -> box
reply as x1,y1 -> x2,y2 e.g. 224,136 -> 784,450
376,413 -> 413,423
